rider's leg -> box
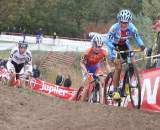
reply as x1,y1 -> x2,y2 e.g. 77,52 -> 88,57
113,59 -> 122,88
6,61 -> 16,86
112,59 -> 122,99
99,80 -> 105,104
8,72 -> 16,86
8,61 -> 24,87
80,64 -> 96,102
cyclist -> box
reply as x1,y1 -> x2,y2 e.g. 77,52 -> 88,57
80,36 -> 111,103
90,9 -> 147,100
6,41 -> 33,87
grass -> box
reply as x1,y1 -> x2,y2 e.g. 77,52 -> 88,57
0,40 -> 15,43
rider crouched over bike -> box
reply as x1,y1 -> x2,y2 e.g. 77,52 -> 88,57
80,36 -> 111,104
6,41 -> 33,87
91,9 -> 147,100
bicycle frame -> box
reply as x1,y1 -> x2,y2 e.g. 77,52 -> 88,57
104,49 -> 142,108
116,49 -> 142,108
75,73 -> 108,104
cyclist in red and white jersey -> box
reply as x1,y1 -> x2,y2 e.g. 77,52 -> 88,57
6,41 -> 32,86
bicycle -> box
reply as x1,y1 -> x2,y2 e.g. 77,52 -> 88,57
104,49 -> 142,109
75,73 -> 108,104
8,68 -> 31,88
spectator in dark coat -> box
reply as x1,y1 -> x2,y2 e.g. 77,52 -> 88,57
63,74 -> 72,88
0,59 -> 8,68
55,73 -> 64,86
32,64 -> 40,78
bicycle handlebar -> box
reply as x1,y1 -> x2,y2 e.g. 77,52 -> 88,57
87,72 -> 109,83
115,49 -> 142,54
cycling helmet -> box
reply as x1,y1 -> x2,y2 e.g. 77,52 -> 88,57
92,36 -> 103,48
117,9 -> 133,23
18,41 -> 28,48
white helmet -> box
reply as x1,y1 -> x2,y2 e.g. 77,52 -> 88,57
18,41 -> 28,48
117,9 -> 133,23
92,36 -> 103,48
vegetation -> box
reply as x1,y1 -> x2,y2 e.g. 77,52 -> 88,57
1,0 -> 159,47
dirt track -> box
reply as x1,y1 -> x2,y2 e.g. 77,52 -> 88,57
0,85 -> 160,130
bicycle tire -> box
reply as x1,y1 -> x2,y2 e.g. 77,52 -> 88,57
88,82 -> 100,103
75,86 -> 84,101
104,72 -> 114,105
124,64 -> 141,109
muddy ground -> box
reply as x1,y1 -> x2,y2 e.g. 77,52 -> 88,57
0,85 -> 160,130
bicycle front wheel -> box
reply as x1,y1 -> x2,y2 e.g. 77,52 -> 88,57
124,64 -> 141,109
75,86 -> 84,101
104,72 -> 115,105
88,82 -> 100,103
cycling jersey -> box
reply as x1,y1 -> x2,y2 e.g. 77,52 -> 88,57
81,47 -> 106,81
8,47 -> 32,64
6,47 -> 33,79
102,22 -> 144,61
82,48 -> 107,67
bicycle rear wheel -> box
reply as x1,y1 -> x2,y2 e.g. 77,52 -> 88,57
124,64 -> 141,109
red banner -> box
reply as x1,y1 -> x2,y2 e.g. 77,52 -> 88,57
29,78 -> 77,101
140,68 -> 160,112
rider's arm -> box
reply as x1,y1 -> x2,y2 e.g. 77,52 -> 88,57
104,25 -> 117,50
25,50 -> 32,65
80,56 -> 88,74
130,23 -> 145,50
24,50 -> 33,75
102,57 -> 112,73
8,47 -> 18,61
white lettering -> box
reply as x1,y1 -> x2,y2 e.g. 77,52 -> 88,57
40,82 -> 68,96
141,77 -> 160,104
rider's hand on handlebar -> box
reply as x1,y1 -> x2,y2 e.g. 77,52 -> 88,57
85,72 -> 93,81
140,45 -> 148,57
143,48 -> 148,56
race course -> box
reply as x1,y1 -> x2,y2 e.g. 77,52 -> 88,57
0,85 -> 160,130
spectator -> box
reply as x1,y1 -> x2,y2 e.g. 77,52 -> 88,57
0,59 -> 8,68
36,28 -> 43,44
55,73 -> 64,86
63,74 -> 72,88
32,64 -> 40,78
53,32 -> 57,39
22,29 -> 26,42
145,48 -> 153,69
53,32 -> 57,45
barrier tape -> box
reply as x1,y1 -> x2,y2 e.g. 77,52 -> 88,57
136,54 -> 160,62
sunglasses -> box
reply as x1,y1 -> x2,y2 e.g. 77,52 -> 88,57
120,21 -> 128,24
19,45 -> 27,48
